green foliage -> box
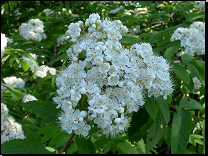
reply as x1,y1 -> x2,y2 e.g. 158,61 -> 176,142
1,1 -> 204,154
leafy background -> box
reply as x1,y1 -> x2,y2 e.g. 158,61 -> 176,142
1,1 -> 205,154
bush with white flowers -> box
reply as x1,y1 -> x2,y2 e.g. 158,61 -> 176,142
53,13 -> 173,137
1,76 -> 25,90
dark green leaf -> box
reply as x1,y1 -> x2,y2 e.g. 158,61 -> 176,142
157,96 -> 170,124
164,47 -> 178,61
172,63 -> 190,84
181,54 -> 195,63
66,141 -> 78,154
46,53 -> 67,66
128,108 -> 150,143
171,106 -> 192,154
94,137 -> 111,150
111,138 -> 139,154
75,136 -> 96,154
144,96 -> 158,120
180,97 -> 204,110
1,138 -> 55,154
21,101 -> 59,125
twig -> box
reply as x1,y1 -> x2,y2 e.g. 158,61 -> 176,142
50,44 -> 57,67
138,21 -> 165,34
167,103 -> 203,122
58,132 -> 76,154
1,83 -> 11,90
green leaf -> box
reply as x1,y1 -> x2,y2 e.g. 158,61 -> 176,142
75,136 -> 96,154
146,120 -> 162,151
136,139 -> 146,154
10,87 -> 25,101
48,131 -> 67,147
36,126 -> 51,134
157,96 -> 170,124
21,101 -> 59,125
180,97 -> 204,110
1,139 -> 55,154
66,141 -> 78,154
120,32 -> 141,45
164,47 -> 178,61
144,96 -> 158,120
21,60 -> 29,72
172,63 -> 190,84
111,138 -> 139,154
171,106 -> 192,154
202,120 -> 205,154
128,108 -> 150,143
55,133 -> 72,148
47,53 -> 67,66
94,137 -> 111,150
186,12 -> 205,22
181,54 -> 195,63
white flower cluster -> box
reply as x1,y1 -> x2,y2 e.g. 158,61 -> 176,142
28,8 -> 35,12
170,22 -> 205,56
192,77 -> 201,90
1,103 -> 25,144
57,34 -> 70,44
196,1 -> 205,10
1,76 -> 25,90
1,33 -> 7,58
110,6 -> 124,14
22,94 -> 38,103
18,53 -> 39,72
19,19 -> 47,42
33,65 -> 56,79
53,13 -> 173,137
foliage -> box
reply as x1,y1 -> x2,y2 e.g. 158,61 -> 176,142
1,1 -> 205,154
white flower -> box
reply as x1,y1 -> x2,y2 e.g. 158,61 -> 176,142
22,94 -> 38,103
108,74 -> 119,86
192,77 -> 201,90
2,76 -> 25,90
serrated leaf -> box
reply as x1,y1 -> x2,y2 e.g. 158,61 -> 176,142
111,138 -> 139,154
180,97 -> 204,110
128,108 -> 150,143
41,129 -> 58,143
171,106 -> 192,154
181,54 -> 195,63
146,120 -> 162,151
21,101 -> 59,125
1,139 -> 55,154
185,12 -> 205,22
75,136 -> 96,154
55,133 -> 72,148
172,63 -> 190,84
66,141 -> 78,154
144,96 -> 158,120
164,46 -> 178,61
157,96 -> 170,124
137,139 -> 146,154
48,131 -> 67,147
94,137 -> 111,150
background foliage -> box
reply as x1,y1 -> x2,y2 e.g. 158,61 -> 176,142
1,1 -> 205,154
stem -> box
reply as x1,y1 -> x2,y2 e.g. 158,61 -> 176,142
1,83 -> 11,90
167,103 -> 203,122
58,132 -> 76,154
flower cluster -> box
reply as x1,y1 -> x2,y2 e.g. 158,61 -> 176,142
22,94 -> 38,103
110,6 -> 124,14
33,65 -> 56,79
192,77 -> 201,90
170,22 -> 205,56
44,9 -> 54,17
57,34 -> 70,44
196,1 -> 205,10
1,76 -> 25,90
1,103 -> 25,144
19,19 -> 47,42
53,13 -> 173,137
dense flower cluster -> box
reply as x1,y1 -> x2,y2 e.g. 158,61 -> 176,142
53,13 -> 173,137
1,103 -> 25,144
22,94 -> 38,103
170,22 -> 205,56
19,19 -> 47,42
1,76 -> 25,90
33,65 -> 56,79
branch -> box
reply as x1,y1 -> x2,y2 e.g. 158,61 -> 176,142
58,132 -> 76,154
138,21 -> 165,34
167,103 -> 203,122
1,83 -> 11,90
